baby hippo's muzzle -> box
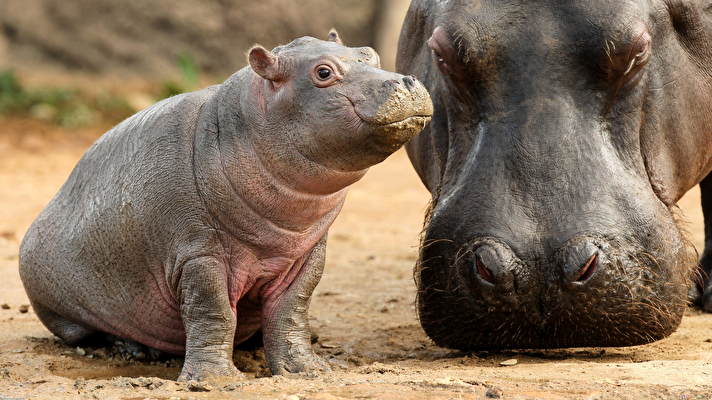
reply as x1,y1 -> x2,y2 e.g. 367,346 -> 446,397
356,75 -> 433,154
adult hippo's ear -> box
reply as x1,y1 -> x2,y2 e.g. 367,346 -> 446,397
328,29 -> 343,45
248,46 -> 283,82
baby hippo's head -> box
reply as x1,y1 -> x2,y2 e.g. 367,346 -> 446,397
248,31 -> 432,171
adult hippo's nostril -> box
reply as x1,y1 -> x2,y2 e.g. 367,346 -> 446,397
574,253 -> 598,283
475,254 -> 496,285
559,239 -> 602,288
467,240 -> 522,293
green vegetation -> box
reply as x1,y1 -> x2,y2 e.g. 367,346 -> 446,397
158,52 -> 202,99
0,54 -> 206,127
0,69 -> 135,127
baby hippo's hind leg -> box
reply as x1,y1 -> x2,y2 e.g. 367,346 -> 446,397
262,236 -> 331,375
32,302 -> 97,345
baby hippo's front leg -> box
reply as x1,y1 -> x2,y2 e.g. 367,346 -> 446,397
178,257 -> 243,381
262,237 -> 331,375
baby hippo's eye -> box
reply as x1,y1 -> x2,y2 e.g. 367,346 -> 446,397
312,64 -> 341,87
316,66 -> 333,80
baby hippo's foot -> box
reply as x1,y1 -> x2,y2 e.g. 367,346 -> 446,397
268,341 -> 331,375
178,356 -> 246,382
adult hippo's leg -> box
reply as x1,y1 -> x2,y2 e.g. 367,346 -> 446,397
262,237 -> 330,375
178,256 -> 242,381
700,176 -> 712,311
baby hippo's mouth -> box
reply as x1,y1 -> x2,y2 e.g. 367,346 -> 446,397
362,114 -> 432,153
369,115 -> 432,129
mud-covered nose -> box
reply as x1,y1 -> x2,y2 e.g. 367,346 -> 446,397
383,76 -> 420,91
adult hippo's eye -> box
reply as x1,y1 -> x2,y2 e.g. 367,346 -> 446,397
316,66 -> 333,81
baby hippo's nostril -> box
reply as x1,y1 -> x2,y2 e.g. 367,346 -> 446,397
383,79 -> 400,88
402,76 -> 416,90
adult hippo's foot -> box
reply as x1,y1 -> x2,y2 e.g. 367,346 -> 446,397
262,237 -> 331,375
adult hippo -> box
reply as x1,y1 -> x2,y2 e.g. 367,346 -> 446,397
397,0 -> 712,349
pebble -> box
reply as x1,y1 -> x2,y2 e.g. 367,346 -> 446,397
18,304 -> 29,313
485,386 -> 504,398
499,359 -> 518,366
1,303 -> 9,310
76,347 -> 86,356
187,380 -> 213,392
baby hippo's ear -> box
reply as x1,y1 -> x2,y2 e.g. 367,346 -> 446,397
248,45 -> 282,81
328,28 -> 343,45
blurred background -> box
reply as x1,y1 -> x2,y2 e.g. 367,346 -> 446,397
0,0 -> 411,127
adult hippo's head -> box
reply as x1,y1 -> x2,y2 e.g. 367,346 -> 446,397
398,0 -> 712,349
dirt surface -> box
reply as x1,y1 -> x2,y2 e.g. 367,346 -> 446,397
0,117 -> 710,399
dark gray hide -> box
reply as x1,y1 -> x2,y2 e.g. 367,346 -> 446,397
397,0 -> 712,349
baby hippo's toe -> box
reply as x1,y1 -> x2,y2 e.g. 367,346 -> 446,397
178,359 -> 246,382
270,350 -> 332,376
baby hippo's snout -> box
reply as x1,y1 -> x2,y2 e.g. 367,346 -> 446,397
354,74 -> 433,154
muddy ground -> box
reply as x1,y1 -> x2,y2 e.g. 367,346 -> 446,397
0,117 -> 710,399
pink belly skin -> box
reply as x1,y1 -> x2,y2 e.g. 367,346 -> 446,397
108,248 -> 310,354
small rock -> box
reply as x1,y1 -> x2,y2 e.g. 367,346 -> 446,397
705,338 -> 712,343
76,347 -> 86,356
18,304 -> 29,313
320,342 -> 338,349
499,358 -> 518,366
187,380 -> 213,392
486,386 -> 504,398
74,377 -> 86,390
1,304 -> 9,310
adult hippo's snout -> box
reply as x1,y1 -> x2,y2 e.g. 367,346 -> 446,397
399,0 -> 711,350
420,220 -> 691,349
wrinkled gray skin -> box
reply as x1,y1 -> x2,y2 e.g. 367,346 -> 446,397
398,0 -> 712,350
19,33 -> 432,381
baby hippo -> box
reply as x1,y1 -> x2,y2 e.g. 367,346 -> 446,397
19,31 -> 432,381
